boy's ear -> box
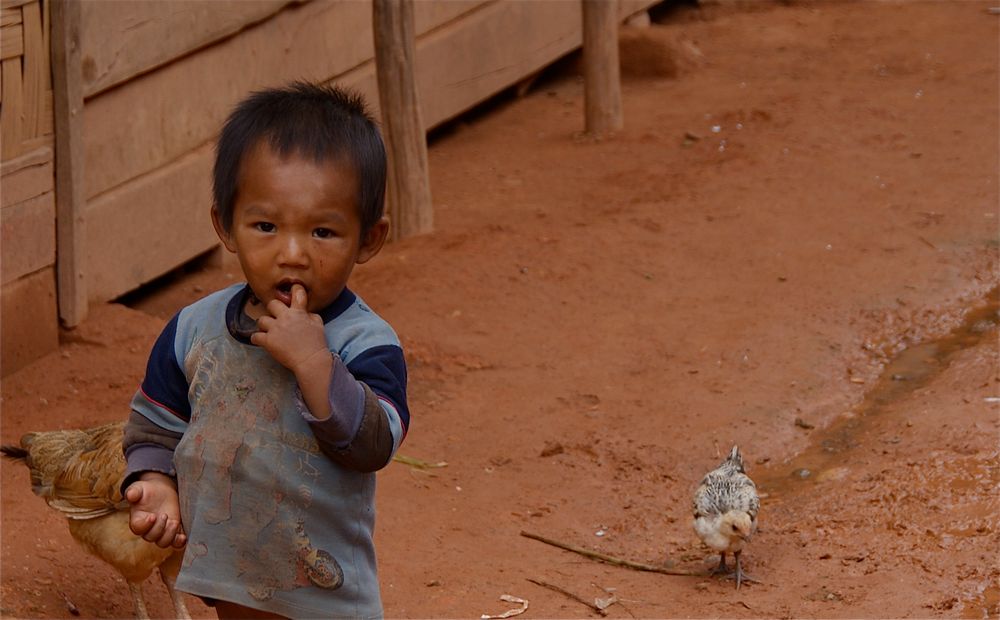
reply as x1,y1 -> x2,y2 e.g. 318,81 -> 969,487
211,208 -> 237,253
356,216 -> 390,265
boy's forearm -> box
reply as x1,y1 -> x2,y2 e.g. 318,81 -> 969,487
296,354 -> 363,441
294,351 -> 335,420
295,354 -> 395,471
309,383 -> 396,472
122,410 -> 181,494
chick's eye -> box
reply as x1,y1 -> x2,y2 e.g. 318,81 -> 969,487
255,222 -> 275,233
731,524 -> 738,531
313,228 -> 335,239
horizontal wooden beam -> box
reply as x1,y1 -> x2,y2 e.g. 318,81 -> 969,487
1,146 -> 51,208
1,190 -> 54,285
1,266 -> 59,376
84,143 -> 218,302
80,0 -> 301,97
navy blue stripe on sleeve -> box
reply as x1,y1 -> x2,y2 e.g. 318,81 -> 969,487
140,312 -> 191,421
346,344 -> 409,432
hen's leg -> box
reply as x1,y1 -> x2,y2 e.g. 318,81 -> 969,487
127,581 -> 150,620
159,551 -> 191,619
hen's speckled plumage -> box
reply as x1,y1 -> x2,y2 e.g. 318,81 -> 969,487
2,421 -> 189,619
692,445 -> 759,588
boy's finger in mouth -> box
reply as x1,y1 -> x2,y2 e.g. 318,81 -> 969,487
274,280 -> 307,306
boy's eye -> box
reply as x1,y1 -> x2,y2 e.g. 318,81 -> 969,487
313,228 -> 335,239
255,222 -> 276,233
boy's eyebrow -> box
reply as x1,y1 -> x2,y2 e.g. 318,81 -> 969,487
241,203 -> 273,217
241,202 -> 351,225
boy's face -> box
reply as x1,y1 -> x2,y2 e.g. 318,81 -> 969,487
214,143 -> 388,317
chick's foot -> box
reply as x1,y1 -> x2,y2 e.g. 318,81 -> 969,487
724,551 -> 760,590
709,552 -> 729,576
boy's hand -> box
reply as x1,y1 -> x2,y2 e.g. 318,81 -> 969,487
251,285 -> 330,376
125,472 -> 186,549
252,284 -> 334,419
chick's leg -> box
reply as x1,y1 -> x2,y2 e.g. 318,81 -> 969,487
710,552 -> 728,576
731,550 -> 761,590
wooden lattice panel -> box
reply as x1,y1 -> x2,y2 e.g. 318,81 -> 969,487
1,0 -> 53,160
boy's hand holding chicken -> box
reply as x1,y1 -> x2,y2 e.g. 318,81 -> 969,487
127,472 -> 187,549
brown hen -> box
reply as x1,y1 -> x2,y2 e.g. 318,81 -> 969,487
1,421 -> 190,619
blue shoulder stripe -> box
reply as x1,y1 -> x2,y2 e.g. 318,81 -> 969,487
139,312 -> 191,421
346,344 -> 409,432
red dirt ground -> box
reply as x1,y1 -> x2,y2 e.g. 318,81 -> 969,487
2,1 -> 998,618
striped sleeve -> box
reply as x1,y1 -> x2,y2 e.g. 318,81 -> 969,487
346,344 -> 408,451
122,312 -> 190,487
132,312 -> 191,429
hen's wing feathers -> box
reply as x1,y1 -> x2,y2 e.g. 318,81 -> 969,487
19,422 -> 127,518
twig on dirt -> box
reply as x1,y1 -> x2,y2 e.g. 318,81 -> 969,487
520,531 -> 700,576
392,454 -> 448,470
616,598 -> 637,618
527,578 -> 607,616
917,235 -> 937,250
56,590 -> 80,616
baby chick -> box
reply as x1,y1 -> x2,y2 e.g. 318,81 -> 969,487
692,445 -> 759,589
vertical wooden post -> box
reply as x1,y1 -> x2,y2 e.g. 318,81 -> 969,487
582,0 -> 623,136
373,0 -> 433,240
51,0 -> 87,326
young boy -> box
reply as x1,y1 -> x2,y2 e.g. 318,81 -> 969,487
121,82 -> 408,619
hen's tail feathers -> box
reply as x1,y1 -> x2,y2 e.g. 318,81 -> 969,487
725,444 -> 746,472
0,445 -> 28,462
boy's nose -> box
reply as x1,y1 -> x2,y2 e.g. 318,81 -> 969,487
278,235 -> 308,266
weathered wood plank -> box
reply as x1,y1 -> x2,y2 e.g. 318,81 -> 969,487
374,0 -> 433,239
85,143 -> 218,302
82,0 -> 490,200
1,56 -> 23,158
1,190 -> 55,285
1,147 -> 51,208
51,0 -> 86,325
0,266 -> 58,377
0,0 -> 34,10
1,21 -> 22,59
1,140 -> 50,174
80,0 -> 302,97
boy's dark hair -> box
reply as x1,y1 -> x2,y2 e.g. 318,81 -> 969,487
213,82 -> 386,235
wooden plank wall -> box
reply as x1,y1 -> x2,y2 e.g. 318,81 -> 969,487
81,0 -> 654,304
0,0 -> 659,377
1,0 -> 57,375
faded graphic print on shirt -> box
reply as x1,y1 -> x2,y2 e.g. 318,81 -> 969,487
176,339 -> 343,601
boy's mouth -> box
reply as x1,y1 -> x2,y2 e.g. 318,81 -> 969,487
274,280 -> 306,306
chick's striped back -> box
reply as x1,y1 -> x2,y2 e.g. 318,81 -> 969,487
693,445 -> 759,518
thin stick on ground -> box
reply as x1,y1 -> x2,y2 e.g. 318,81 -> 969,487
526,578 -> 607,616
520,531 -> 700,576
392,454 -> 448,469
